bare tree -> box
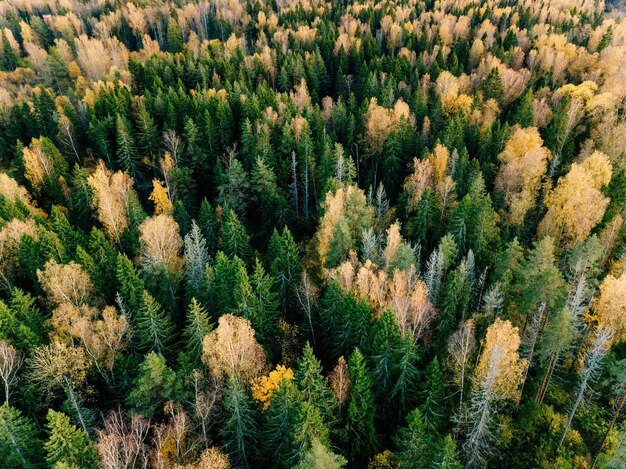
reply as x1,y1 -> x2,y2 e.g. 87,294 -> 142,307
0,340 -> 22,406
296,270 -> 318,352
96,409 -> 150,469
559,326 -> 613,447
448,319 -> 476,408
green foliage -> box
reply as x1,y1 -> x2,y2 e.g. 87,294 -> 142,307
126,352 -> 176,418
0,404 -> 43,468
44,409 -> 96,469
221,377 -> 259,468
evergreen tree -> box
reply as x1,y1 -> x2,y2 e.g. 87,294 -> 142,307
420,357 -> 446,432
115,253 -> 145,315
220,209 -> 251,264
136,290 -> 175,354
295,343 -> 337,426
183,297 -> 213,361
393,408 -> 432,468
44,409 -> 97,469
115,114 -> 139,177
126,352 -> 176,418
221,377 -> 259,468
0,404 -> 43,468
166,16 -> 183,53
268,227 -> 302,317
432,435 -> 462,469
249,258 -> 280,348
482,68 -> 504,102
345,349 -> 377,465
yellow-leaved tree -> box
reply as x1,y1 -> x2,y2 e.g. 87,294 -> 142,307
593,272 -> 626,343
149,179 -> 174,215
251,364 -> 295,408
495,126 -> 551,225
138,214 -> 184,272
539,151 -> 612,247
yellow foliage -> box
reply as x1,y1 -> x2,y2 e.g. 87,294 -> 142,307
593,273 -> 626,343
367,450 -> 400,469
495,126 -> 551,225
251,364 -> 295,409
149,179 -> 173,215
539,151 -> 612,247
474,319 -> 526,402
364,98 -> 413,151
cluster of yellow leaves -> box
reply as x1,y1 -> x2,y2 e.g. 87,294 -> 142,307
436,71 -> 473,117
593,273 -> 626,344
495,126 -> 551,225
404,144 -> 456,215
363,98 -> 412,151
87,161 -> 134,243
22,137 -> 56,192
474,319 -> 526,402
539,151 -> 612,247
149,179 -> 174,215
251,364 -> 295,409
0,218 -> 39,289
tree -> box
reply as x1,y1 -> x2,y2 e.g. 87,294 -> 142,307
539,151 -> 612,248
221,377 -> 258,468
184,221 -> 210,301
149,179 -> 173,215
115,253 -> 145,314
45,409 -> 97,469
95,410 -> 150,469
294,438 -> 347,469
136,290 -> 174,354
184,298 -> 213,361
296,343 -> 337,426
394,408 -> 432,468
330,356 -> 350,415
251,364 -> 295,409
268,227 -> 302,316
421,357 -> 446,431
115,115 -> 139,177
0,340 -> 22,406
0,404 -> 43,468
447,319 -> 476,408
495,126 -> 551,226
126,352 -> 176,418
593,273 -> 626,343
87,161 -> 134,244
559,327 -> 613,447
463,319 -> 526,467
202,314 -> 266,383
345,348 -> 377,465
220,209 -> 251,264
432,435 -> 462,469
37,260 -> 93,308
138,214 -> 183,272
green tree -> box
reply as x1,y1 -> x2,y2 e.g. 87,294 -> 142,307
482,68 -> 504,102
221,377 -> 259,468
345,348 -> 377,465
126,352 -> 176,418
115,253 -> 145,314
296,343 -> 337,426
294,438 -> 347,469
220,209 -> 251,264
268,227 -> 302,317
115,114 -> 139,177
421,357 -> 446,432
166,16 -> 183,53
136,290 -> 175,354
44,409 -> 96,469
249,259 -> 280,348
394,408 -> 432,468
0,404 -> 43,468
184,298 -> 213,362
432,435 -> 462,469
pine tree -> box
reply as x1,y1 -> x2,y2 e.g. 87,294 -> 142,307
135,101 -> 158,159
345,349 -> 377,465
249,259 -> 280,348
136,290 -> 175,354
394,408 -> 432,468
421,357 -> 446,432
45,409 -> 97,469
391,336 -> 421,418
0,404 -> 43,468
221,377 -> 259,468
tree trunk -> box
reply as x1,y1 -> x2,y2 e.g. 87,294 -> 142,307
591,392 -> 626,469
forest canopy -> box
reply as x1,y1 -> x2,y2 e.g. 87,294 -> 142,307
0,0 -> 625,467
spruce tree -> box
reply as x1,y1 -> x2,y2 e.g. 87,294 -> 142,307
183,297 -> 213,361
0,404 -> 43,468
220,209 -> 251,264
115,253 -> 145,314
115,114 -> 139,177
268,227 -> 302,317
126,352 -> 176,418
44,409 -> 97,469
296,343 -> 337,426
393,408 -> 431,468
221,377 -> 259,468
136,290 -> 175,354
345,348 -> 377,465
421,357 -> 446,432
